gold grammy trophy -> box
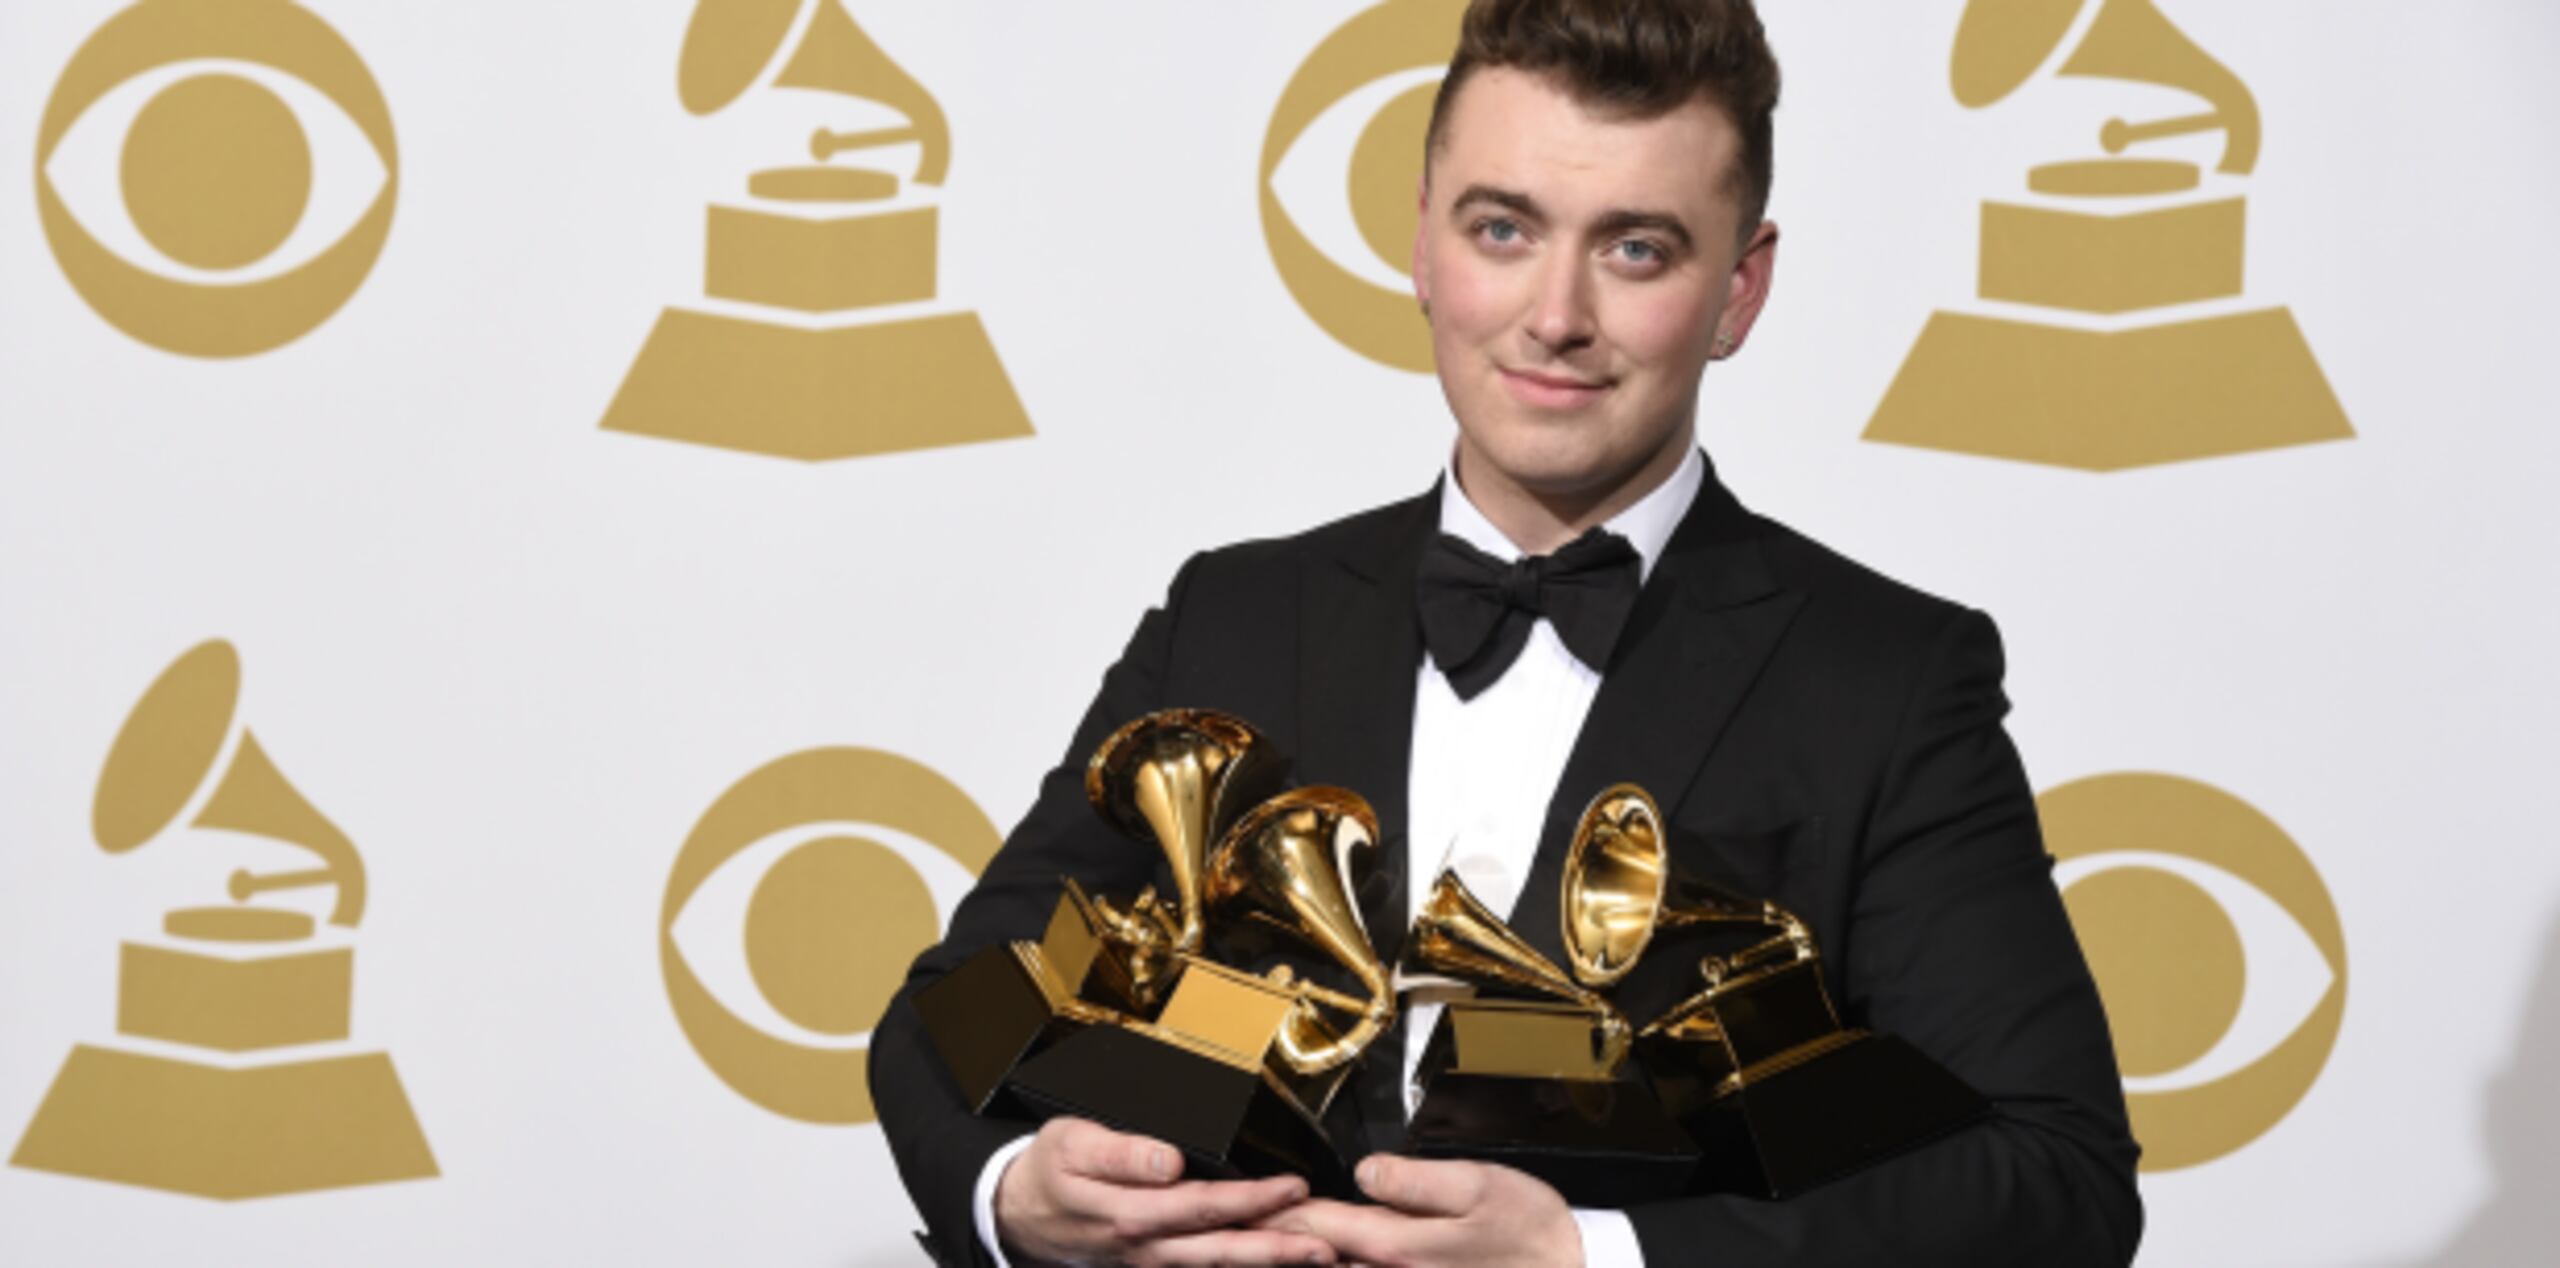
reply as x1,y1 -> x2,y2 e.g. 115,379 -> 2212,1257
11,641 -> 435,1199
1398,795 -> 1694,1205
1576,786 -> 1984,1198
919,710 -> 1389,1192
1866,0 -> 2351,470
602,0 -> 1030,460
1407,868 -> 1634,1080
1403,785 -> 1986,1200
1188,785 -> 1395,1114
916,709 -> 1292,1111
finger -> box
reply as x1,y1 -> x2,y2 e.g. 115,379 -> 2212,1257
1356,1154 -> 1487,1217
1048,1118 -> 1183,1186
1078,1173 -> 1313,1241
1262,1198 -> 1421,1265
1128,1226 -> 1338,1266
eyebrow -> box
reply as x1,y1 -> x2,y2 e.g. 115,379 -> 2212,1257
1449,184 -> 1696,252
1449,184 -> 1544,227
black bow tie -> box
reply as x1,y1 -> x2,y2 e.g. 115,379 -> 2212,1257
1417,527 -> 1642,700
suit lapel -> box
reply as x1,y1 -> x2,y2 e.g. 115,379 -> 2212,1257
1295,486 -> 1435,969
1503,466 -> 1808,968
1296,488 -> 1435,1148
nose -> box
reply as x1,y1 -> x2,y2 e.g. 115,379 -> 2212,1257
1524,250 -> 1597,354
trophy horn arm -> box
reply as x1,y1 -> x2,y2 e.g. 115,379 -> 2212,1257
1722,931 -> 1812,979
1274,988 -> 1395,1076
1639,988 -> 1717,1040
1291,979 -> 1375,1017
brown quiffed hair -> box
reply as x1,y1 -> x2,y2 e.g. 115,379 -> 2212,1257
1426,0 -> 1781,234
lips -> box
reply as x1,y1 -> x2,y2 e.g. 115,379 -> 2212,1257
1498,366 -> 1612,409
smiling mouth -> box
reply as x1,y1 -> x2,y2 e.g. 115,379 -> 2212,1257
1499,366 -> 1612,407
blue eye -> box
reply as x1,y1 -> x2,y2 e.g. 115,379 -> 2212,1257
1480,218 -> 1520,243
1614,239 -> 1663,265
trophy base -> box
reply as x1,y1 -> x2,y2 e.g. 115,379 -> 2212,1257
1660,1032 -> 1986,1198
1864,306 -> 2352,470
601,305 -> 1032,461
914,941 -> 1090,1115
1404,1072 -> 1699,1206
1402,1008 -> 1697,1206
10,1044 -> 436,1199
1004,1023 -> 1356,1198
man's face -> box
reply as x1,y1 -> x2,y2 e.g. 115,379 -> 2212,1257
1415,67 -> 1776,515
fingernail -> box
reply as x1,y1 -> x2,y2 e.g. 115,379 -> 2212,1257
1152,1148 -> 1177,1181
1356,1158 -> 1382,1191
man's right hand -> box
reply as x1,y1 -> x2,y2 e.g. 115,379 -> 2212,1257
992,1118 -> 1335,1266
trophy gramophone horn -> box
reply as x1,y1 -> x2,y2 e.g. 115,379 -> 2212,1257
1407,867 -> 1631,1067
1951,0 -> 2260,175
1562,782 -> 1816,992
1086,709 -> 1290,960
1559,784 -> 1670,988
91,640 -> 366,928
1202,787 -> 1392,1075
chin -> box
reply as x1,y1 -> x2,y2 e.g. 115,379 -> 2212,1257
1467,427 -> 1632,497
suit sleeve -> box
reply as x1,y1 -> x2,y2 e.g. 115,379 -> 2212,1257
1623,609 -> 2144,1267
868,556 -> 1202,1267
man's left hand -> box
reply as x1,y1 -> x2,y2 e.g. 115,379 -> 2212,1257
1262,1154 -> 1584,1267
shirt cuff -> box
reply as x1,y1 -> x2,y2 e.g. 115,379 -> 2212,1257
1572,1206 -> 1646,1268
973,1135 -> 1037,1268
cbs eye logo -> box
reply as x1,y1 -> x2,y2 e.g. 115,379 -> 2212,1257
660,747 -> 998,1125
34,0 -> 398,358
1260,0 -> 1466,373
2043,772 -> 2346,1171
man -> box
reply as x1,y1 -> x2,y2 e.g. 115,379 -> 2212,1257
869,1 -> 2142,1264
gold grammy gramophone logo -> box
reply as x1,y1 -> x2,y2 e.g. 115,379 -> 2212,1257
2043,772 -> 2346,1171
603,0 -> 1031,461
660,746 -> 1000,1124
1866,0 -> 2353,470
10,640 -> 436,1199
1261,0 -> 1468,373
35,0 -> 397,357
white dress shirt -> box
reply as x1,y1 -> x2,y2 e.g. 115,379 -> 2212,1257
1401,446 -> 1700,1268
975,448 -> 1705,1267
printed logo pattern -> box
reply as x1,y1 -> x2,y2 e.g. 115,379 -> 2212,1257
601,0 -> 1032,460
1866,0 -> 2351,468
660,746 -> 1000,1124
1261,0 -> 1467,372
11,641 -> 436,1199
2044,772 -> 2346,1171
36,0 -> 397,357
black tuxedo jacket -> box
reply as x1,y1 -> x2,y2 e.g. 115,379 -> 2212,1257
872,461 -> 2142,1266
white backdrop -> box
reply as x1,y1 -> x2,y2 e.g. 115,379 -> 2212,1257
3,2 -> 2556,1264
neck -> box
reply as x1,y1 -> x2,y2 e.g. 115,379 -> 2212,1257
1453,429 -> 1695,556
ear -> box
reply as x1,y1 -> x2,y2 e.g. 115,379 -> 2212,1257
1410,171 -> 1433,310
1713,220 -> 1780,358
